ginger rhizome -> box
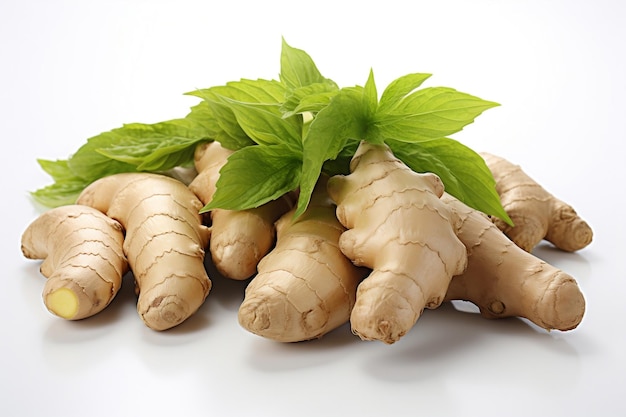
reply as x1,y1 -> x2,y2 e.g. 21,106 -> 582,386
327,142 -> 468,344
481,152 -> 593,252
238,175 -> 369,342
443,194 -> 586,331
76,173 -> 211,331
21,205 -> 128,320
189,141 -> 294,280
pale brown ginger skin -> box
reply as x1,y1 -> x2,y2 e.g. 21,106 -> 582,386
76,173 -> 211,331
238,176 -> 369,342
189,141 -> 294,280
327,142 -> 467,344
21,205 -> 128,320
443,194 -> 585,331
481,152 -> 593,252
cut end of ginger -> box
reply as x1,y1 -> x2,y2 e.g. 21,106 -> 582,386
543,273 -> 586,331
46,288 -> 79,319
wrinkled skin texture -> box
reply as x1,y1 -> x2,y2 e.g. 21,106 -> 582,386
77,173 -> 211,331
189,141 -> 293,280
443,194 -> 586,331
21,205 -> 128,320
238,176 -> 368,342
482,152 -> 593,252
327,142 -> 467,344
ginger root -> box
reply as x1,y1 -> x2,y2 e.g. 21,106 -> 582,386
443,193 -> 586,330
481,152 -> 593,252
327,142 -> 467,344
77,173 -> 211,331
238,175 -> 368,342
21,205 -> 128,320
189,141 -> 294,280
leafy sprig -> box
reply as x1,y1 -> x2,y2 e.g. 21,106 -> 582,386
32,38 -> 511,225
31,115 -> 212,207
204,40 -> 508,222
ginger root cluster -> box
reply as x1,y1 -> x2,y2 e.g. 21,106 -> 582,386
21,142 -> 592,344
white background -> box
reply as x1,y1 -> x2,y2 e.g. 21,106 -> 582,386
2,1 -> 625,416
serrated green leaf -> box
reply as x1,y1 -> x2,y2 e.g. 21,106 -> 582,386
67,116 -> 212,181
222,99 -> 302,151
67,137 -> 139,183
88,118 -> 209,171
321,138 -> 361,176
185,101 -> 222,138
375,87 -> 499,142
203,97 -> 255,150
363,69 -> 378,118
36,159 -> 74,182
136,141 -> 200,171
31,179 -> 89,208
32,159 -> 89,207
190,78 -> 286,104
386,137 -> 512,224
280,38 -> 328,90
377,73 -> 432,114
95,135 -> 197,168
296,87 -> 369,218
189,79 -> 286,150
201,143 -> 301,212
281,81 -> 339,117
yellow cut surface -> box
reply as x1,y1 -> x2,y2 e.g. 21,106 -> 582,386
46,288 -> 79,319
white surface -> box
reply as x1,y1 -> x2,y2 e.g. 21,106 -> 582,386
2,1 -> 625,416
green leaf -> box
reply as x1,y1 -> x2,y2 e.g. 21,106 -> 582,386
363,69 -> 378,118
203,97 -> 255,150
189,79 -> 287,150
135,140 -> 200,171
32,106 -> 214,207
321,138 -> 361,176
281,81 -> 339,117
377,73 -> 432,114
280,38 -> 328,90
31,179 -> 89,208
222,99 -> 302,151
375,87 -> 499,142
66,114 -> 213,182
66,136 -> 139,183
84,118 -> 210,172
296,87 -> 370,218
386,137 -> 512,224
36,159 -> 74,182
202,143 -> 301,212
188,78 -> 286,104
185,101 -> 222,138
32,159 -> 89,207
